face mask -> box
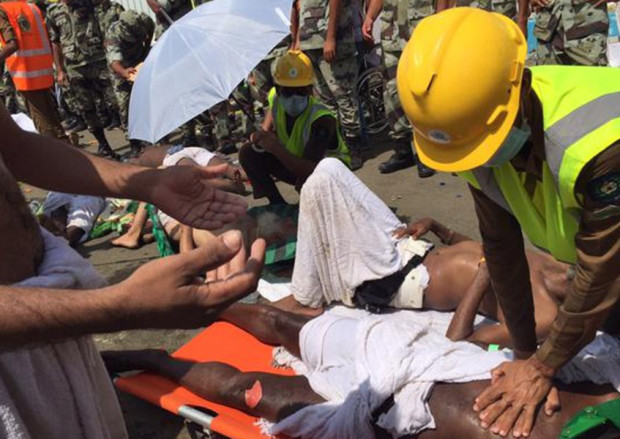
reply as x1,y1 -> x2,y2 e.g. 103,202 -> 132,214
484,123 -> 531,168
280,95 -> 308,117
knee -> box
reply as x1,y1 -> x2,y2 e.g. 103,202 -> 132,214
238,142 -> 255,168
302,158 -> 342,193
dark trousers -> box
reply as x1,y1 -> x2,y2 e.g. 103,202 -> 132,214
20,88 -> 68,141
238,143 -> 297,204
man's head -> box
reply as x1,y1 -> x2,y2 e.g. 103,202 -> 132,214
397,8 -> 528,172
274,50 -> 314,117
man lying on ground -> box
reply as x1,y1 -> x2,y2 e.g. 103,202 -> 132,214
103,301 -> 620,439
38,191 -> 106,247
272,158 -> 573,348
111,146 -> 246,249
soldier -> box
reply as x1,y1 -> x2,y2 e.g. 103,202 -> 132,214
47,0 -> 119,158
436,0 -> 521,33
292,0 -> 363,170
106,9 -> 154,156
249,36 -> 291,103
362,0 -> 435,176
529,0 -> 609,66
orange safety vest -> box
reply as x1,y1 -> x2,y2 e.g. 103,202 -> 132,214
0,1 -> 53,90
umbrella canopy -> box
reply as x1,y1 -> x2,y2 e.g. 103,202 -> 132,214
129,0 -> 291,143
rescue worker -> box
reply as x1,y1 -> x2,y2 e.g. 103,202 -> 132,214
362,0 -> 436,177
106,9 -> 154,156
238,50 -> 351,205
0,0 -> 67,140
397,8 -> 620,438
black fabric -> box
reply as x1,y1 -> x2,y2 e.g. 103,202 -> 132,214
353,253 -> 424,314
370,395 -> 396,439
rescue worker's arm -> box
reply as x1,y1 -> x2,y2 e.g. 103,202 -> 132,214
0,10 -> 17,62
324,0 -> 341,62
469,185 -> 538,357
536,143 -> 620,370
362,0 -> 382,42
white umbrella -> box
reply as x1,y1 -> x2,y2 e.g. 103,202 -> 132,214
129,0 -> 291,143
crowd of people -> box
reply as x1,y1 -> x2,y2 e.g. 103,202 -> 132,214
0,0 -> 618,438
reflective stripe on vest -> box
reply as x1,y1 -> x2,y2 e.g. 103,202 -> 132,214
461,66 -> 620,263
271,95 -> 351,167
0,2 -> 54,91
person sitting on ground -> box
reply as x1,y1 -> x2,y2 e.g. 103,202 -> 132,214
273,158 -> 574,348
112,146 -> 246,249
38,191 -> 106,247
103,300 -> 620,439
238,50 -> 351,205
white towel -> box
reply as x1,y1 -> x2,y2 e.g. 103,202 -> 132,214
291,158 -> 424,308
271,306 -> 509,438
0,228 -> 127,439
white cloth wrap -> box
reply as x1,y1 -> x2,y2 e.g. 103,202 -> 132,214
271,307 -> 509,438
291,158 -> 426,308
0,228 -> 127,439
42,192 -> 107,242
162,146 -> 217,168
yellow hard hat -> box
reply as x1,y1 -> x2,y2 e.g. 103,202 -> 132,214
397,8 -> 527,172
274,50 -> 314,88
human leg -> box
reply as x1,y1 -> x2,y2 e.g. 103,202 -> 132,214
238,143 -> 297,204
111,202 -> 149,249
20,89 -> 68,141
102,349 -> 324,421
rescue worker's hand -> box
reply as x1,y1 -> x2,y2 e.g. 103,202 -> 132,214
254,130 -> 281,154
147,164 -> 247,230
473,358 -> 560,438
323,38 -> 337,63
57,69 -> 68,87
119,231 -> 265,328
362,16 -> 375,44
393,217 -> 435,240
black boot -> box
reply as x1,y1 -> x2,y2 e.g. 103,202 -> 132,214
346,136 -> 364,171
92,129 -> 120,160
379,140 -> 416,174
416,159 -> 436,179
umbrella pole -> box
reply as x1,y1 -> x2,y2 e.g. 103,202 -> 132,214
160,9 -> 175,26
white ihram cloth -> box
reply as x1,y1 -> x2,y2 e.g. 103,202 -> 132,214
0,228 -> 127,439
162,146 -> 217,168
42,192 -> 107,242
271,307 -> 509,438
291,158 -> 431,308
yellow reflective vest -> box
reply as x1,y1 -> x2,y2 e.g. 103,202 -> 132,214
269,91 -> 351,167
461,66 -> 620,263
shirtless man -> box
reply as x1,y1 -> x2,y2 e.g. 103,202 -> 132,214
273,158 -> 571,348
103,301 -> 620,439
0,103 -> 264,437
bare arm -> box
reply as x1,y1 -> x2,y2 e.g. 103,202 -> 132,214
517,0 -> 529,35
362,0 -> 382,42
323,0 -> 341,61
446,261 -> 492,341
51,41 -> 66,84
435,0 -> 456,12
0,39 -> 17,63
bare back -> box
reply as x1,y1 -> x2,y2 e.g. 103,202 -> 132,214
0,151 -> 43,284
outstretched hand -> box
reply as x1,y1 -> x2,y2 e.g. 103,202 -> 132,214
149,164 -> 247,230
393,217 -> 435,240
119,230 -> 266,329
473,358 -> 560,437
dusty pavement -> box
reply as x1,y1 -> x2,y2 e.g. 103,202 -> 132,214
22,126 -> 482,438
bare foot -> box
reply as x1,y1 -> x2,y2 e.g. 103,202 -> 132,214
101,349 -> 170,374
111,233 -> 141,249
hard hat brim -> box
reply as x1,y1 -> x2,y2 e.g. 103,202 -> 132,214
414,13 -> 527,173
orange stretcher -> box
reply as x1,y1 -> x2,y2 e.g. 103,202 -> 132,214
115,322 -> 295,438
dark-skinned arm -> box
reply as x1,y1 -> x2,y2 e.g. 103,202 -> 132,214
435,0 -> 456,12
446,261 -> 492,341
323,0 -> 341,61
517,0 -> 529,36
0,39 -> 17,63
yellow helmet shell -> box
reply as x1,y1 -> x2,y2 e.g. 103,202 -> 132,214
397,8 -> 527,172
274,50 -> 315,88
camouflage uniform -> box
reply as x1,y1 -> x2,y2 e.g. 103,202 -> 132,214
529,0 -> 609,66
250,36 -> 291,102
46,1 -> 113,131
455,0 -> 516,20
153,0 -> 192,39
298,0 -> 360,141
380,0 -> 433,142
95,0 -> 124,36
106,10 -> 154,128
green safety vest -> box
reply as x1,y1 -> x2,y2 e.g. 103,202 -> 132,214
269,92 -> 351,167
461,66 -> 620,263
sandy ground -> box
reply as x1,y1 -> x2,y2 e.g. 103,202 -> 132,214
22,126 -> 483,439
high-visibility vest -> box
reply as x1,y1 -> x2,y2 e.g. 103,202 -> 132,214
460,66 -> 620,263
0,1 -> 53,91
270,93 -> 351,167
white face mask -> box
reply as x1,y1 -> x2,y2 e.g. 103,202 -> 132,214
484,122 -> 531,168
280,95 -> 309,117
